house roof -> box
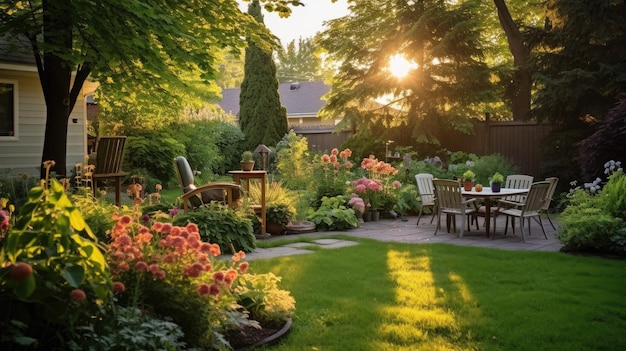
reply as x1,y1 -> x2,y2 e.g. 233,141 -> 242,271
0,35 -> 36,65
217,81 -> 331,118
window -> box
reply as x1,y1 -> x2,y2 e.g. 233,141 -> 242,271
0,80 -> 18,138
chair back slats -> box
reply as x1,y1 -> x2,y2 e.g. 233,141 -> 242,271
522,181 -> 551,215
542,177 -> 559,210
504,174 -> 533,203
415,173 -> 435,206
433,179 -> 463,210
94,136 -> 127,175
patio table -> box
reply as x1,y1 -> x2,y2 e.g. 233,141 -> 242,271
461,187 -> 529,238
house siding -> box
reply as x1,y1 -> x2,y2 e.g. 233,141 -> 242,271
0,68 -> 87,176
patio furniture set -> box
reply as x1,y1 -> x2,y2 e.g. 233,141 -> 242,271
415,173 -> 559,242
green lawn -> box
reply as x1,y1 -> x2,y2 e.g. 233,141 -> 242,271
250,237 -> 626,351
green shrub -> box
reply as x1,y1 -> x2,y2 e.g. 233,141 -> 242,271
70,193 -> 126,242
0,179 -> 112,349
275,131 -> 311,189
393,184 -> 421,217
471,154 -> 518,185
124,134 -> 186,184
236,273 -> 295,328
601,170 -> 626,221
69,306 -> 189,351
306,195 -> 359,231
173,204 -> 256,253
558,186 -> 626,255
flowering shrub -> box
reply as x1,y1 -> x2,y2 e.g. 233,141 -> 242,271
107,214 -> 294,349
558,160 -> 626,255
312,148 -> 355,209
354,155 -> 401,211
347,195 -> 366,219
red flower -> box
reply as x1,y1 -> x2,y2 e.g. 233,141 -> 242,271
209,284 -> 220,296
119,215 -> 132,226
212,271 -> 225,283
113,281 -> 126,294
186,223 -> 199,233
197,283 -> 210,295
239,262 -> 249,274
9,262 -> 33,281
70,289 -> 86,303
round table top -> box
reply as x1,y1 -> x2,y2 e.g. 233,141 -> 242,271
462,187 -> 528,197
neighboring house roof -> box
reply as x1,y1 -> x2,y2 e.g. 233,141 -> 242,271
217,81 -> 331,118
0,35 -> 36,65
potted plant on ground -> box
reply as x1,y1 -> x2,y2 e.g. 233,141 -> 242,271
462,170 -> 476,191
266,204 -> 294,235
241,151 -> 255,171
491,172 -> 505,192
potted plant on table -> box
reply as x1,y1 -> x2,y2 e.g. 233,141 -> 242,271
462,170 -> 476,191
490,172 -> 505,192
266,204 -> 294,235
241,151 -> 255,171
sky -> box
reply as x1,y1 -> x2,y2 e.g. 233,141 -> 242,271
238,0 -> 350,45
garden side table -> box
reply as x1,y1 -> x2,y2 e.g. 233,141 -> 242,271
229,170 -> 267,236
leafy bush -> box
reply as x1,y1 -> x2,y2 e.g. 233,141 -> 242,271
69,306 -> 189,351
558,167 -> 626,255
0,179 -> 112,349
0,171 -> 39,209
124,134 -> 186,183
71,193 -> 127,242
557,189 -> 626,255
471,154 -> 518,185
236,273 -> 296,328
275,131 -> 311,189
393,184 -> 421,217
266,203 -> 294,226
306,196 -> 359,231
173,204 -> 256,253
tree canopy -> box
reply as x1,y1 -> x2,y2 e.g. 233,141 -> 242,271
318,0 -> 494,154
0,0 -> 303,176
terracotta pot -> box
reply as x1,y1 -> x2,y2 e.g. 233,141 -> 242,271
240,161 -> 255,171
463,181 -> 474,191
266,221 -> 285,235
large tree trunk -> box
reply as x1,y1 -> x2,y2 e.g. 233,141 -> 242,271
39,0 -> 74,178
494,0 -> 532,121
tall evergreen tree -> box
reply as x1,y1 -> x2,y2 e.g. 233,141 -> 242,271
239,0 -> 288,150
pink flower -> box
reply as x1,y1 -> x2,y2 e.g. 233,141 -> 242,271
393,180 -> 402,189
135,261 -> 149,271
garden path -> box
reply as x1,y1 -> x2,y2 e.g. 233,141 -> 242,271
245,214 -> 562,260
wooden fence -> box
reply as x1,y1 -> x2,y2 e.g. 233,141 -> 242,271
443,121 -> 555,178
295,121 -> 555,178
